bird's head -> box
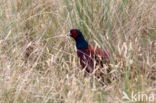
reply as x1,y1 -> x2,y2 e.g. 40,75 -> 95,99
68,29 -> 82,39
67,29 -> 88,49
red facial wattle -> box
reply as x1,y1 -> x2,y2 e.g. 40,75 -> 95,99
70,30 -> 78,38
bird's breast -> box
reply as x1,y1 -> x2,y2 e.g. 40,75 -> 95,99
77,49 -> 91,58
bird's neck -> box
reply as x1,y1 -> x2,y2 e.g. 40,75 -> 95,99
75,36 -> 89,50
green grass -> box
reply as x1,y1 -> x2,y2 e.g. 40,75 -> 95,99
0,0 -> 156,103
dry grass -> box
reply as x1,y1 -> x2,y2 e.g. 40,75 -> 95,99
0,0 -> 156,103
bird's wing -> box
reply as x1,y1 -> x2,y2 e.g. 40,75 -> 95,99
95,48 -> 110,64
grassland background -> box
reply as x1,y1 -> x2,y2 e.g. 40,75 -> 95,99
0,0 -> 156,103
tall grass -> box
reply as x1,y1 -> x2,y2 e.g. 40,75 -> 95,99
0,0 -> 156,103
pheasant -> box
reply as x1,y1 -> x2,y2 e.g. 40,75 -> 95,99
68,29 -> 110,77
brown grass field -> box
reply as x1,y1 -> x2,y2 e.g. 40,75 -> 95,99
0,0 -> 156,103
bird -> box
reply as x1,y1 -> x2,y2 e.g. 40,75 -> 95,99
68,29 -> 110,78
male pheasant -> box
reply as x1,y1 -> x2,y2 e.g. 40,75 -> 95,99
68,29 -> 110,76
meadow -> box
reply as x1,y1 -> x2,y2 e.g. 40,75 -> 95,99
0,0 -> 156,103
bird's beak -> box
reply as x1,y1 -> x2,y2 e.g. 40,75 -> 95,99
66,32 -> 71,36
